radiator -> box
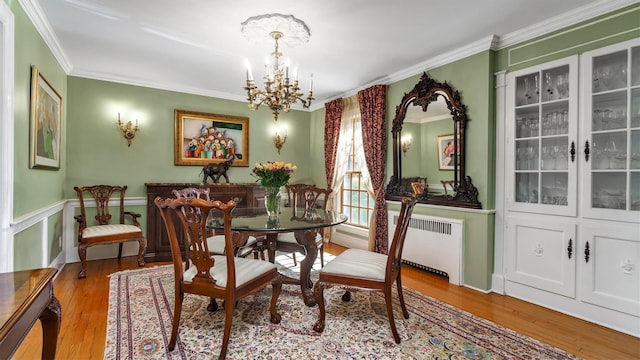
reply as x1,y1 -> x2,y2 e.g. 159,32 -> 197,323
388,211 -> 464,285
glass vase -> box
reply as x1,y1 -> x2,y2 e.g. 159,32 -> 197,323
264,186 -> 281,217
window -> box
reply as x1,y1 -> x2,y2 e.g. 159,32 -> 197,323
339,114 -> 374,228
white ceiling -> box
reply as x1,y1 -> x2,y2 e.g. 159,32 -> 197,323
26,0 -> 636,111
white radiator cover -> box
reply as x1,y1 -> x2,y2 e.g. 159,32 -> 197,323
388,211 -> 464,285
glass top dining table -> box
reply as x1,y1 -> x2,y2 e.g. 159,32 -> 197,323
208,207 -> 347,306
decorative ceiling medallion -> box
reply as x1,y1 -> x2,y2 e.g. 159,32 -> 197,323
241,13 -> 310,48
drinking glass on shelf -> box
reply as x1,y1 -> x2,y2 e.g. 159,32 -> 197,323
527,146 -> 538,170
556,74 -> 569,99
555,145 -> 567,170
544,72 -> 555,100
542,146 -> 554,170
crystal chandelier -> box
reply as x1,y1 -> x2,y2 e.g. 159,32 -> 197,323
242,14 -> 314,121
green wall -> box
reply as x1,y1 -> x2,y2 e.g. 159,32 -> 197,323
65,77 -> 313,199
384,52 -> 495,289
385,51 -> 495,209
10,0 -> 67,269
11,1 -> 67,216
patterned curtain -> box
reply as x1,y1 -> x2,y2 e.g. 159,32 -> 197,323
324,98 -> 343,189
323,98 -> 343,242
357,84 -> 387,253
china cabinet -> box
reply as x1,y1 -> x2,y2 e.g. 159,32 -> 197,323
506,57 -> 578,217
502,38 -> 640,336
581,43 -> 640,223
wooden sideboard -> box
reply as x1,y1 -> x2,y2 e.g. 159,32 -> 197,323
144,183 -> 265,262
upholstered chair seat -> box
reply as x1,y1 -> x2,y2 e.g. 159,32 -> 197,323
184,255 -> 277,287
320,248 -> 387,281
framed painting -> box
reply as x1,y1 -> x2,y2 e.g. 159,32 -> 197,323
437,134 -> 458,170
29,66 -> 62,169
411,182 -> 425,195
174,109 -> 249,166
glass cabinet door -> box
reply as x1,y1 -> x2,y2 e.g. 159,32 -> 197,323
582,39 -> 640,223
507,57 -> 578,216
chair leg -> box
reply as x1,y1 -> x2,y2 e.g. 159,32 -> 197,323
312,282 -> 327,333
269,278 -> 282,324
77,243 -> 88,279
136,238 -> 146,267
219,297 -> 235,360
319,244 -> 324,268
117,243 -> 123,260
168,289 -> 184,351
396,277 -> 409,319
292,252 -> 297,266
207,298 -> 218,312
384,287 -> 401,344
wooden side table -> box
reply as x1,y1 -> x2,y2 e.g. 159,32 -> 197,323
0,268 -> 60,359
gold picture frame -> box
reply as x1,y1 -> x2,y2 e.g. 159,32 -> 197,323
411,182 -> 425,195
174,109 -> 249,166
30,66 -> 62,169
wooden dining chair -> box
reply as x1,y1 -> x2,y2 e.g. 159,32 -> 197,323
441,180 -> 456,195
277,185 -> 332,267
73,185 -> 146,279
172,187 -> 256,258
154,196 -> 282,360
313,197 -> 417,344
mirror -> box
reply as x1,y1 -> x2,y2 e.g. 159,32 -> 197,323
386,72 -> 481,209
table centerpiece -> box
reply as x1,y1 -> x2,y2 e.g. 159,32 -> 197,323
251,161 -> 297,217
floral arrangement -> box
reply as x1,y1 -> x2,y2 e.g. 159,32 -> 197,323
251,161 -> 297,188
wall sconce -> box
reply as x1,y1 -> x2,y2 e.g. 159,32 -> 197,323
401,134 -> 412,155
273,128 -> 288,154
117,112 -> 139,147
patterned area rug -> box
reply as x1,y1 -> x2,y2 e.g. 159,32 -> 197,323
105,264 -> 580,360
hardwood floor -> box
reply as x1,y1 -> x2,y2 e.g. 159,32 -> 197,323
12,243 -> 639,359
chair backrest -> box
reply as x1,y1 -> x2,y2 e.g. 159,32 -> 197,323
74,185 -> 127,225
154,196 -> 237,292
288,185 -> 331,211
172,187 -> 212,222
441,180 -> 456,195
386,197 -> 417,281
284,184 -> 314,207
172,187 -> 211,201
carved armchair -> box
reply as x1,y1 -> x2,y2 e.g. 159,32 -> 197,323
74,185 -> 146,279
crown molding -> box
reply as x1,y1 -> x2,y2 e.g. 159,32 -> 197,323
69,68 -> 247,103
496,0 -> 638,49
309,34 -> 499,111
19,0 -> 72,73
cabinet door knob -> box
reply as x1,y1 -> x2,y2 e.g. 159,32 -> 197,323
567,238 -> 573,259
584,140 -> 590,162
570,142 -> 576,162
584,241 -> 590,263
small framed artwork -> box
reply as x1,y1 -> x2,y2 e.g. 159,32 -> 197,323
174,109 -> 249,166
29,66 -> 62,169
411,182 -> 425,194
437,134 -> 458,170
